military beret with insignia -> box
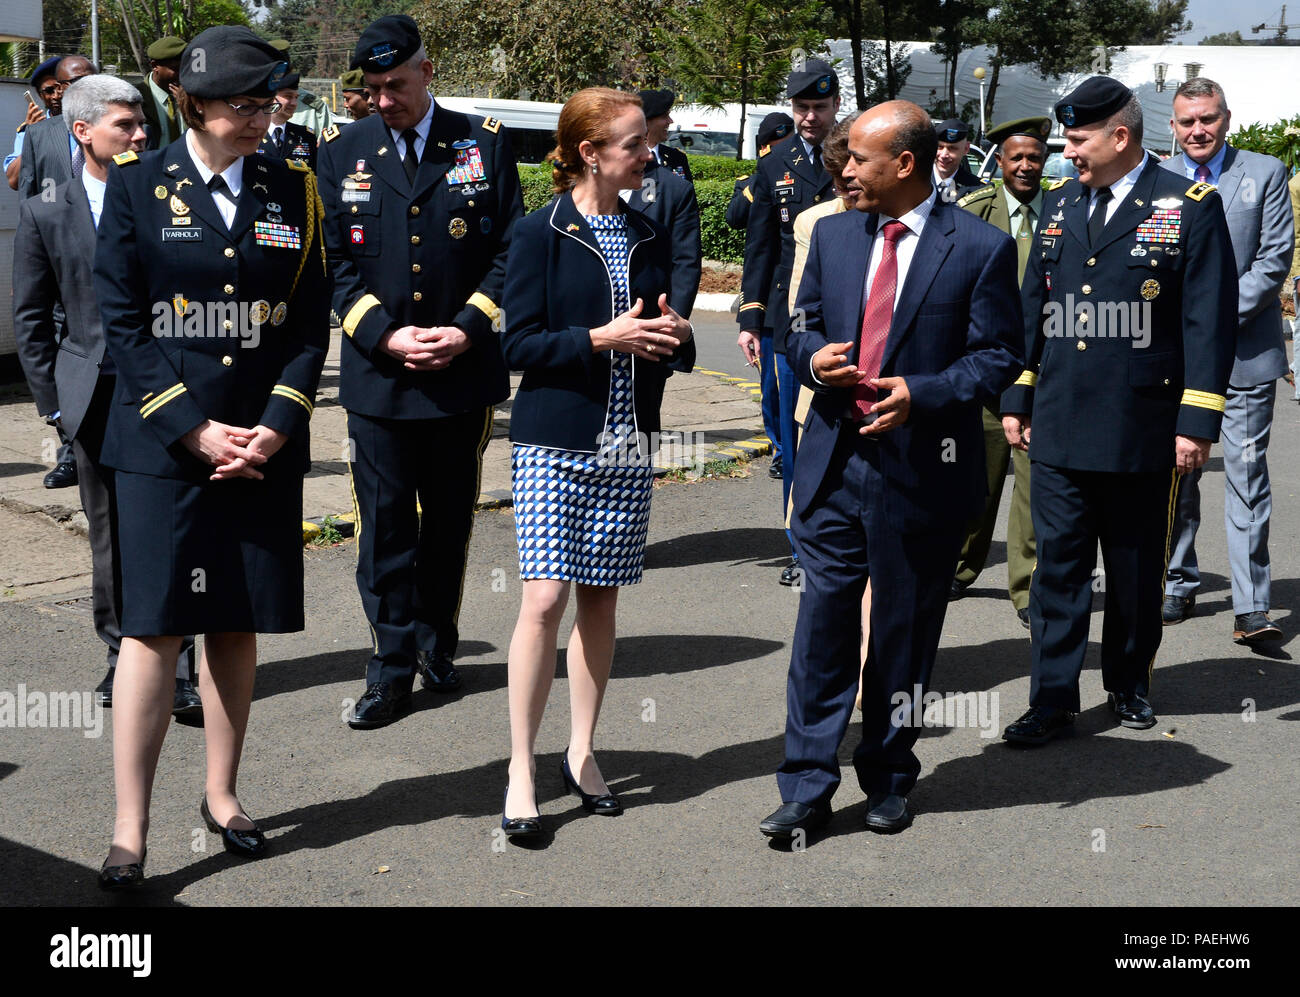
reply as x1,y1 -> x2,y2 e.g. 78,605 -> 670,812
1055,76 -> 1132,128
339,68 -> 367,93
935,118 -> 969,143
31,56 -> 61,88
787,58 -> 839,100
351,14 -> 422,72
757,112 -> 794,148
180,26 -> 288,98
146,36 -> 187,62
638,89 -> 676,120
987,115 -> 1052,146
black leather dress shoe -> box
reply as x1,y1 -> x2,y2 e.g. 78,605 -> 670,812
417,650 -> 462,692
561,750 -> 622,815
759,801 -> 830,840
99,847 -> 146,890
201,797 -> 267,858
1233,612 -> 1282,645
347,682 -> 411,729
1108,692 -> 1157,729
779,561 -> 802,587
1162,594 -> 1195,625
864,793 -> 913,834
95,668 -> 114,708
1016,607 -> 1030,629
1002,706 -> 1074,745
43,460 -> 78,489
769,455 -> 783,479
172,678 -> 203,726
950,577 -> 970,599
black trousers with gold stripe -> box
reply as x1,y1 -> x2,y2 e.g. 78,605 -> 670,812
347,407 -> 493,690
1028,461 -> 1180,713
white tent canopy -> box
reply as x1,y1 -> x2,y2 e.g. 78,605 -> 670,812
825,40 -> 1299,151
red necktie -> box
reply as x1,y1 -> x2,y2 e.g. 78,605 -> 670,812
853,220 -> 908,418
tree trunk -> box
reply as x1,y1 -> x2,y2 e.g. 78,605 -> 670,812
849,0 -> 866,108
116,0 -> 148,75
738,59 -> 749,161
986,57 -> 1001,126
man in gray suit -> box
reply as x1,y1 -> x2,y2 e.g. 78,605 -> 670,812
1162,78 -> 1295,643
12,76 -> 200,719
16,54 -> 95,199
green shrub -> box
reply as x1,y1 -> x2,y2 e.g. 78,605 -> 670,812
1229,117 -> 1300,172
518,163 -> 554,214
685,153 -> 757,182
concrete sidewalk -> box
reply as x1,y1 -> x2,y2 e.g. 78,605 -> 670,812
0,327 -> 769,545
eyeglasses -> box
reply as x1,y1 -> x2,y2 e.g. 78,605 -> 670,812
38,84 -> 61,97
225,100 -> 282,117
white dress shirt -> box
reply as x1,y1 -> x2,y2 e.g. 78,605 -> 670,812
81,168 -> 106,229
1089,153 -> 1148,226
186,129 -> 243,229
391,98 -> 436,164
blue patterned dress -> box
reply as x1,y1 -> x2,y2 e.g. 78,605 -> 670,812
512,212 -> 656,586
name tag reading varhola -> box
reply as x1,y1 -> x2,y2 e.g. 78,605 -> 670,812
162,227 -> 202,242
253,220 -> 302,249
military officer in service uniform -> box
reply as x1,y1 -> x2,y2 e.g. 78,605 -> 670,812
1000,78 -> 1237,746
317,14 -> 524,729
738,60 -> 839,584
724,113 -> 792,231
133,36 -> 186,151
639,89 -> 692,183
92,26 -> 330,887
340,68 -> 372,121
259,74 -> 317,172
933,118 -> 982,203
951,116 -> 1052,627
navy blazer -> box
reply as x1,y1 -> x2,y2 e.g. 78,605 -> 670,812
502,191 -> 696,454
788,197 -> 1024,532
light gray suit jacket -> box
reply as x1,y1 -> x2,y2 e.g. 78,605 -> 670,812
12,179 -> 107,438
16,114 -> 72,200
1162,146 -> 1294,385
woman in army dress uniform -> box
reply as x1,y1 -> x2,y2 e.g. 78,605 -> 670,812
91,26 -> 329,887
497,88 -> 695,837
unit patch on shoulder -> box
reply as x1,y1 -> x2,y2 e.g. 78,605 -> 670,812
1184,181 -> 1215,201
322,124 -> 340,143
112,150 -> 139,166
482,116 -> 502,134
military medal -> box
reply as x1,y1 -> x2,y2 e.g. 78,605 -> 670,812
1135,208 -> 1181,244
271,302 -> 288,326
448,217 -> 468,239
1141,279 -> 1160,300
448,142 -> 486,185
170,195 -> 190,215
250,300 -> 271,325
154,186 -> 168,200
254,220 -> 301,249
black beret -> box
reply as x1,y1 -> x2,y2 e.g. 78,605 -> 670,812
987,115 -> 1052,146
638,89 -> 675,120
351,14 -> 422,72
31,56 -> 61,87
935,118 -> 969,142
757,112 -> 794,148
180,27 -> 288,98
787,58 -> 839,100
1055,76 -> 1132,128
147,36 -> 187,62
275,72 -> 300,92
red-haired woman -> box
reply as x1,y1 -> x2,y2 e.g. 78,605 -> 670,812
498,88 -> 695,837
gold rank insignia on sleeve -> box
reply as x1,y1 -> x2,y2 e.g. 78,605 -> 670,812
112,150 -> 140,166
322,124 -> 339,143
1184,181 -> 1215,201
482,116 -> 502,134
1046,177 -> 1070,191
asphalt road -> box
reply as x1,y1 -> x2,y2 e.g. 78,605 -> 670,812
1,386 -> 1298,905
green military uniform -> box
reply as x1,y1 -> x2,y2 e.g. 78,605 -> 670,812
952,116 -> 1053,615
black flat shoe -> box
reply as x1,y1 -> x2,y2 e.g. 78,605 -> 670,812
1002,706 -> 1074,746
864,792 -> 913,834
172,677 -> 203,726
759,801 -> 831,840
201,797 -> 267,858
95,668 -> 114,708
561,750 -> 622,815
501,788 -> 542,837
99,847 -> 146,890
417,650 -> 463,692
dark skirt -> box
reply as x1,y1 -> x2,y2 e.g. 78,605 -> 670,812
115,469 -> 305,636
